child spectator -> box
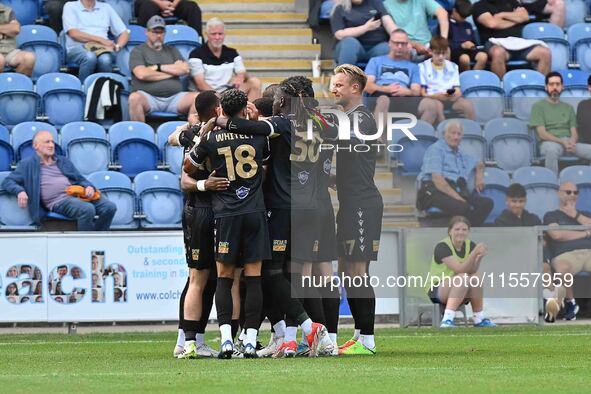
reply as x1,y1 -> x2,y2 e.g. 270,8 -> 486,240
493,183 -> 541,226
448,0 -> 487,71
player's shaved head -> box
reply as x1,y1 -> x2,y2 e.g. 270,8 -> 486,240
195,90 -> 219,120
262,83 -> 280,98
221,89 -> 248,118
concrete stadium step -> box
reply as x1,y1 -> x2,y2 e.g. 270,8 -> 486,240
257,76 -> 332,96
199,0 -> 296,12
225,28 -> 313,45
232,43 -> 320,59
383,220 -> 420,229
202,12 -> 307,25
375,171 -> 394,189
244,59 -> 334,76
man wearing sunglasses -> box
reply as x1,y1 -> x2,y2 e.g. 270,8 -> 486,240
543,182 -> 591,320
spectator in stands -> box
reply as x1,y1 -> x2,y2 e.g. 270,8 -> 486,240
521,0 -> 565,28
128,16 -> 197,122
34,281 -> 42,295
6,283 -> 18,296
0,130 -> 117,231
543,181 -> 591,320
365,29 -> 421,121
448,0 -> 488,71
530,72 -> 591,175
383,0 -> 449,58
44,0 -> 74,33
63,0 -> 129,82
0,3 -> 36,76
417,121 -> 493,226
428,216 -> 496,327
472,0 -> 551,78
418,36 -> 475,125
135,0 -> 202,36
493,183 -> 541,226
330,0 -> 397,66
575,74 -> 591,144
7,266 -> 18,278
189,18 -> 262,101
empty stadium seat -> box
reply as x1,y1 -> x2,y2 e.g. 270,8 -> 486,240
513,166 -> 560,219
0,73 -> 39,128
484,118 -> 533,172
558,69 -> 591,109
37,73 -> 85,127
102,0 -> 133,25
565,0 -> 587,28
164,25 -> 201,60
481,167 -> 511,224
109,121 -> 159,178
559,165 -> 591,212
437,118 -> 486,163
392,120 -> 437,176
83,73 -> 130,124
61,122 -> 110,176
459,70 -> 505,123
0,171 -> 37,230
134,170 -> 182,228
523,22 -> 569,71
503,70 -> 546,121
11,121 -> 60,161
116,24 -> 147,77
88,170 -> 138,229
2,0 -> 38,25
16,25 -> 63,80
568,23 -> 591,72
156,121 -> 186,175
0,125 -> 14,171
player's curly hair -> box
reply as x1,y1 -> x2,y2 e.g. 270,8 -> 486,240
220,88 -> 248,118
279,76 -> 317,126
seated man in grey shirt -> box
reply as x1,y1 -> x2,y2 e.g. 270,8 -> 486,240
1,131 -> 116,231
128,15 -> 198,121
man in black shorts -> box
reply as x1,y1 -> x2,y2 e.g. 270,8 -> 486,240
331,64 -> 383,355
171,91 -> 232,359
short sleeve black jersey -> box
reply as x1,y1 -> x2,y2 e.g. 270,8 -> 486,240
187,128 -> 269,217
183,143 -> 212,208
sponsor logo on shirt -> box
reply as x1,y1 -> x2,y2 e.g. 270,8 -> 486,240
236,186 -> 250,199
191,249 -> 200,261
298,170 -> 310,185
218,242 -> 229,254
273,240 -> 288,252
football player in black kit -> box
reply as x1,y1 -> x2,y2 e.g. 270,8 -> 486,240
184,89 -> 271,359
168,91 -> 232,359
331,64 -> 383,355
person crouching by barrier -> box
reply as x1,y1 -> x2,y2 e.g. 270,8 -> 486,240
427,216 -> 496,328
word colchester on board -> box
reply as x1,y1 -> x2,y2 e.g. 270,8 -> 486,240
0,232 -> 188,323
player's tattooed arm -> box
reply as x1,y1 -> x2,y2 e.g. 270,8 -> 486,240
183,137 -> 208,175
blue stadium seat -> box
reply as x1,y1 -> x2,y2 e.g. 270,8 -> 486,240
109,121 -> 159,178
482,167 -> 510,224
83,72 -> 130,124
88,170 -> 138,229
558,69 -> 591,109
11,121 -> 60,161
101,0 -> 133,24
61,122 -> 110,176
437,118 -> 486,162
0,171 -> 37,230
565,0 -> 587,28
459,70 -> 505,123
559,165 -> 591,212
164,25 -> 201,60
522,23 -> 569,71
16,25 -> 62,80
116,25 -> 147,77
134,170 -> 182,228
513,166 -> 559,219
392,120 -> 437,177
503,70 -> 547,121
156,121 -> 185,175
484,118 -> 533,172
0,125 -> 14,171
568,23 -> 591,72
0,73 -> 39,128
2,0 -> 38,25
36,73 -> 85,127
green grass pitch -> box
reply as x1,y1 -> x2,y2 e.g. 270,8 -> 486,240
1,325 -> 590,393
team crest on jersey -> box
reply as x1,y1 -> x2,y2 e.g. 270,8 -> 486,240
191,249 -> 200,261
236,186 -> 250,199
298,170 -> 310,185
218,242 -> 229,254
373,240 -> 380,252
323,159 -> 331,175
273,240 -> 288,252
